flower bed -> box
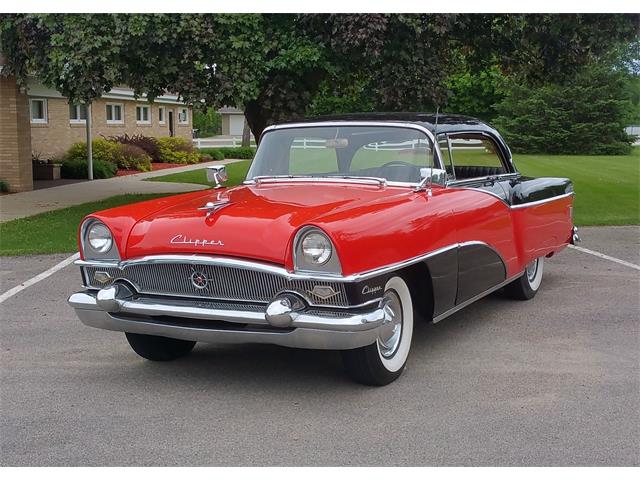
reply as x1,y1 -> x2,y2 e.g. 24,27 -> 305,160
116,162 -> 184,177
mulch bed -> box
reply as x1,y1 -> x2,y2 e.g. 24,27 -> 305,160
116,162 -> 184,177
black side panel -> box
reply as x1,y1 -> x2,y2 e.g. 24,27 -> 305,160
456,243 -> 506,304
505,177 -> 573,207
424,248 -> 458,317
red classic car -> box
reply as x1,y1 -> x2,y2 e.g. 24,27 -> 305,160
69,113 -> 579,385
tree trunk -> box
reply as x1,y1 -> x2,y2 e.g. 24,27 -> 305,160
241,117 -> 251,147
244,100 -> 268,145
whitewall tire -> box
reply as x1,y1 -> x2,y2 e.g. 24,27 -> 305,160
342,275 -> 414,385
504,256 -> 544,300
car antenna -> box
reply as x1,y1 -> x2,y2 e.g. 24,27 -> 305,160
428,106 -> 440,197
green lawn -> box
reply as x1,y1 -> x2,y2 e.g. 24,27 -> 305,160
148,151 -> 639,226
0,194 -> 171,256
145,160 -> 251,188
514,150 -> 639,226
1,150 -> 636,256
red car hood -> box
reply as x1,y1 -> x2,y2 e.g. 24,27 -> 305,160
124,183 -> 417,269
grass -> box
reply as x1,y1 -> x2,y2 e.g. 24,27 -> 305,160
148,151 -> 639,226
145,160 -> 251,187
1,151 -> 636,256
514,150 -> 639,226
0,194 -> 171,256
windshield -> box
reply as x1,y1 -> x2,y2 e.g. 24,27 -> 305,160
246,125 -> 434,184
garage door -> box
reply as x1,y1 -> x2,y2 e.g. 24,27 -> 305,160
229,115 -> 245,136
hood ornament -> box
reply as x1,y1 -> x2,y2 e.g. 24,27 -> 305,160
207,165 -> 228,189
198,190 -> 231,217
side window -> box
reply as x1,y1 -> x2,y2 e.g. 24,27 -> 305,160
437,135 -> 454,180
288,137 -> 338,175
448,134 -> 506,180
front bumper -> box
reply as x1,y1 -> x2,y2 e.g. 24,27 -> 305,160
68,288 -> 386,350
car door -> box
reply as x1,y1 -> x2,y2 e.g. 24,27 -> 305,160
438,133 -> 520,304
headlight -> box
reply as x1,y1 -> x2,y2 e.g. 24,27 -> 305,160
86,222 -> 113,254
301,232 -> 332,265
294,227 -> 342,275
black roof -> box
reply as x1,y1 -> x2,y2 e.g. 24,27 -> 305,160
282,112 -> 501,137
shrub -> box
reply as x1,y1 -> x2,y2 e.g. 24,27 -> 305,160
65,138 -> 120,164
493,65 -> 635,155
199,153 -> 213,163
157,136 -> 200,164
199,148 -> 224,160
0,179 -> 9,192
199,147 -> 255,159
107,133 -> 161,162
61,158 -> 117,179
115,144 -> 152,172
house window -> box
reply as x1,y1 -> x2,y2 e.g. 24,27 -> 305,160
106,103 -> 124,124
30,99 -> 47,124
136,105 -> 151,124
158,106 -> 166,124
178,107 -> 189,124
69,104 -> 87,123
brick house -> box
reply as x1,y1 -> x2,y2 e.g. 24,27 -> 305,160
0,73 -> 193,192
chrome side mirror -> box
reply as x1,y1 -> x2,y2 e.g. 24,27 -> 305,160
206,165 -> 228,189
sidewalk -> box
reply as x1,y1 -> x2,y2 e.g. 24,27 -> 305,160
0,159 -> 237,223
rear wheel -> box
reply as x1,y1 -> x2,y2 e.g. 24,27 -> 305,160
342,276 -> 414,386
125,332 -> 196,361
504,256 -> 544,300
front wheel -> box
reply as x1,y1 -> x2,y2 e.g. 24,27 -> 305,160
125,332 -> 196,361
342,276 -> 414,386
504,256 -> 544,300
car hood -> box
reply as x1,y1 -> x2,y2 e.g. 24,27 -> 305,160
123,182 -> 418,270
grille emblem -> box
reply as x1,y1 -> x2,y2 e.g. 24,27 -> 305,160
308,285 -> 339,300
190,271 -> 209,289
94,271 -> 113,284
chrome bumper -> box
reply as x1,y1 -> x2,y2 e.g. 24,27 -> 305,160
68,288 -> 386,350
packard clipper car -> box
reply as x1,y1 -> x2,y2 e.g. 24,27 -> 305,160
69,113 -> 579,385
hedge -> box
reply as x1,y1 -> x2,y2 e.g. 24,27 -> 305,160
199,147 -> 256,160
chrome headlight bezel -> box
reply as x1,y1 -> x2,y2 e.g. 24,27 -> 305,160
293,227 -> 342,275
80,219 -> 120,260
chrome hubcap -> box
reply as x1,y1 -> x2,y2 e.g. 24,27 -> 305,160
378,290 -> 403,358
526,258 -> 539,283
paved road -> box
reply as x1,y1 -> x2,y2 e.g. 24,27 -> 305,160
1,227 -> 638,466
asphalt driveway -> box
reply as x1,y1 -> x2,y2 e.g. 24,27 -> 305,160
0,227 -> 638,466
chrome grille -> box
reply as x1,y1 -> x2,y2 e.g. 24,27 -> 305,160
82,263 -> 349,307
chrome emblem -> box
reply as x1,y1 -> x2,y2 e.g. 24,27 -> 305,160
190,271 -> 209,289
308,285 -> 339,300
94,271 -> 113,284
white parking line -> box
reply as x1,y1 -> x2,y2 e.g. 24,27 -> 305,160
0,253 -> 80,304
568,245 -> 640,271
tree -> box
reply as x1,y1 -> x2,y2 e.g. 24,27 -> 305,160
2,13 -> 638,142
493,64 -> 636,155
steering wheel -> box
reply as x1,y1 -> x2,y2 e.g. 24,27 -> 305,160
380,160 -> 420,170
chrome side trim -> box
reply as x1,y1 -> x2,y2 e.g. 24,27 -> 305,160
75,241 -> 497,284
509,192 -> 575,209
432,271 -> 523,323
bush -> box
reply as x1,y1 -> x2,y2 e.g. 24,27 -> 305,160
61,158 -> 117,179
199,147 -> 255,159
0,179 -> 9,192
199,153 -> 213,163
107,133 -> 161,162
65,138 -> 120,164
493,65 -> 635,155
193,106 -> 222,137
115,144 -> 152,172
157,136 -> 200,164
